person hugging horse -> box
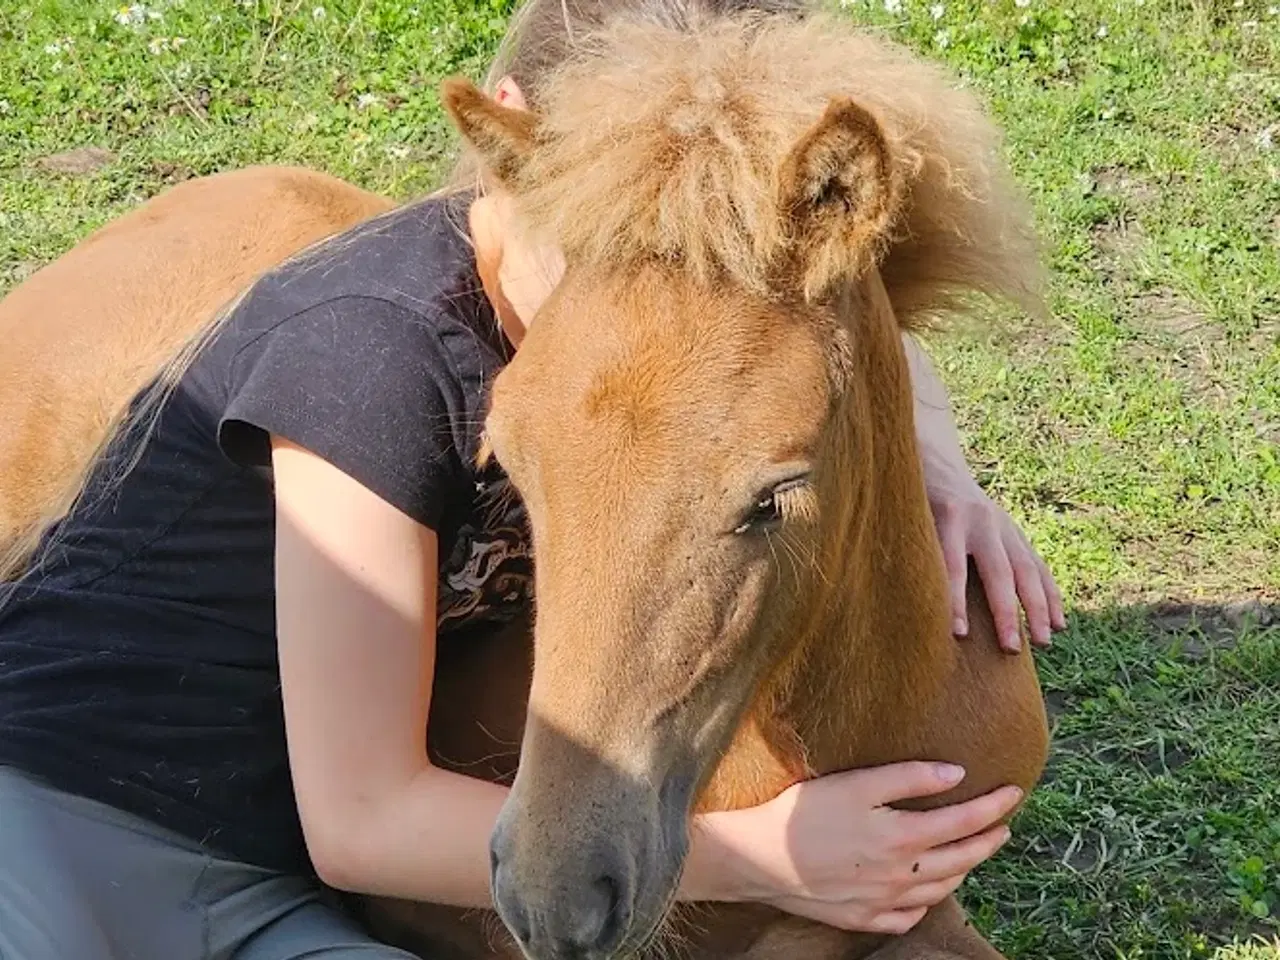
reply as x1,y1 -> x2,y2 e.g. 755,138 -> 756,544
0,0 -> 1062,957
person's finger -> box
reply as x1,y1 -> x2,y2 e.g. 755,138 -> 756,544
1038,554 -> 1067,631
970,528 -> 1021,653
1007,534 -> 1052,648
848,761 -> 968,808
938,513 -> 970,637
892,785 -> 1022,849
891,871 -> 969,910
903,823 -> 1012,884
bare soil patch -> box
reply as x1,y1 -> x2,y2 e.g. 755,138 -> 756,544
35,146 -> 115,176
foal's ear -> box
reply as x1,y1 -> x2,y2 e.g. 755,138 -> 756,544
775,98 -> 902,302
442,76 -> 539,191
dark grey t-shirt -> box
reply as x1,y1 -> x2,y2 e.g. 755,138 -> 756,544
0,191 -> 532,872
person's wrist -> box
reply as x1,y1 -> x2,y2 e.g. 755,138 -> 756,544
921,447 -> 983,506
679,808 -> 773,905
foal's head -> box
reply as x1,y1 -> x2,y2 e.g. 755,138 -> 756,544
445,13 -> 1041,959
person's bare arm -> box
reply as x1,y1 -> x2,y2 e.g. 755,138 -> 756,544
902,334 -> 1066,649
272,434 -> 507,905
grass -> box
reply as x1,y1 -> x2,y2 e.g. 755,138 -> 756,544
2,0 -> 1278,957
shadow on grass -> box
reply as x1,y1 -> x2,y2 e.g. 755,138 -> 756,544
970,600 -> 1280,959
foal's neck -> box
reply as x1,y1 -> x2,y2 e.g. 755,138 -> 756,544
707,278 -> 960,810
788,280 -> 958,775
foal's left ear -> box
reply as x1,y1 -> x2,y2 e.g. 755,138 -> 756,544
774,97 -> 902,302
442,76 -> 539,191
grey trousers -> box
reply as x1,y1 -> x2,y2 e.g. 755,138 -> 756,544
0,766 -> 423,960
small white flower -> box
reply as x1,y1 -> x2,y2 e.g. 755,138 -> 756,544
1233,0 -> 1243,7
1014,0 -> 1031,9
930,3 -> 945,18
385,144 -> 410,159
311,5 -> 325,18
209,13 -> 222,22
355,92 -> 380,110
114,4 -> 146,25
1101,106 -> 1116,120
1096,23 -> 1108,37
1243,18 -> 1258,27
1270,5 -> 1279,15
1256,126 -> 1276,150
883,0 -> 901,11
0,100 -> 11,115
934,27 -> 950,47
147,8 -> 162,19
44,41 -> 62,54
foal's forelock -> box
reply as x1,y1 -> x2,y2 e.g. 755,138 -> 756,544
494,12 -> 1044,327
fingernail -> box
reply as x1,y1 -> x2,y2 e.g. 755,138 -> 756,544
1000,826 -> 1012,844
1003,632 -> 1021,653
953,618 -> 968,636
936,763 -> 966,784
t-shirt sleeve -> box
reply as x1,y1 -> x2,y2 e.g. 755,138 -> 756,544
218,296 -> 470,531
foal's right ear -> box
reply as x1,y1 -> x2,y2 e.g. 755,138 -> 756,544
442,76 -> 539,191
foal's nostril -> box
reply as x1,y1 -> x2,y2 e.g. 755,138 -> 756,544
491,835 -> 533,947
565,875 -> 629,957
492,862 -> 532,946
577,872 -> 629,953
491,807 -> 637,958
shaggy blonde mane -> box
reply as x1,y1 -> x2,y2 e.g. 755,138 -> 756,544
510,10 -> 1045,325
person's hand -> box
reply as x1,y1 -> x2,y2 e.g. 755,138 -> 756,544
902,334 -> 1066,652
926,471 -> 1065,653
684,763 -> 1022,934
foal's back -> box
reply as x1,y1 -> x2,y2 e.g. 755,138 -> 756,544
0,167 -> 392,572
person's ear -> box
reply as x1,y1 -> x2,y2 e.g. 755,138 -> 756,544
494,75 -> 530,111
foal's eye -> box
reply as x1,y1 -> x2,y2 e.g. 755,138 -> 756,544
733,491 -> 783,535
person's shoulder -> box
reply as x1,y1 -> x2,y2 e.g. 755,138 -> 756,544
225,189 -> 484,340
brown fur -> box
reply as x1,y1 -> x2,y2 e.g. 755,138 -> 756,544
0,166 -> 393,579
